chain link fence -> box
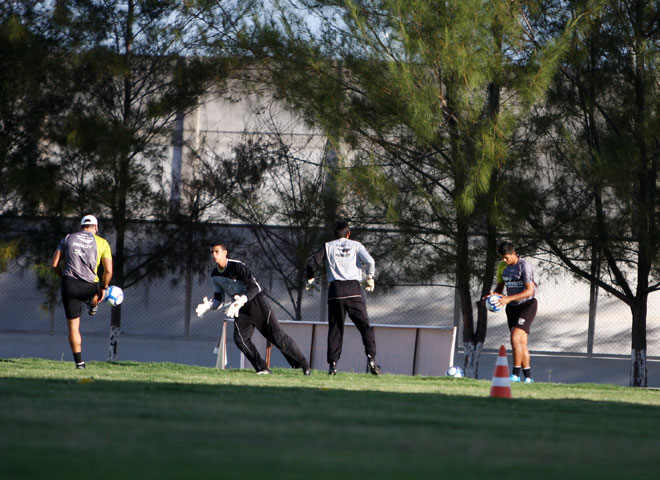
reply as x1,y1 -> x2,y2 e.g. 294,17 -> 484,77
1,220 -> 658,358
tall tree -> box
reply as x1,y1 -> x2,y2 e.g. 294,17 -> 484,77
43,0 -> 246,359
0,1 -> 72,215
246,0 -> 585,377
520,0 -> 660,386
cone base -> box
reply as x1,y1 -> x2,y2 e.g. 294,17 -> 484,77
490,386 -> 512,398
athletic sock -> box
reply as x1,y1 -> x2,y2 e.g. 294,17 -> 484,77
73,352 -> 83,364
512,366 -> 522,377
523,367 -> 532,379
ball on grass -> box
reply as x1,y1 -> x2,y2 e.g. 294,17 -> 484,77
446,366 -> 464,377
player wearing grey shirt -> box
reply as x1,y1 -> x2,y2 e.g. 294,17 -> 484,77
322,236 -> 375,283
307,220 -> 380,375
498,258 -> 535,306
51,215 -> 113,370
489,241 -> 538,383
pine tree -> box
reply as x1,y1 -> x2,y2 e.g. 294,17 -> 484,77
521,0 -> 660,386
41,0 -> 243,359
248,0 -> 587,377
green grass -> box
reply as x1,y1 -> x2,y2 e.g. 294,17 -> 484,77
1,358 -> 659,479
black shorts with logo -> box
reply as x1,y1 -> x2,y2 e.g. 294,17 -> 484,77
61,276 -> 99,320
505,298 -> 537,333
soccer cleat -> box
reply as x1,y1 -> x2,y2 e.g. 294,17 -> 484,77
510,374 -> 521,382
367,355 -> 381,376
524,377 -> 535,383
302,367 -> 311,376
88,305 -> 98,315
75,362 -> 86,370
328,362 -> 337,375
256,368 -> 272,375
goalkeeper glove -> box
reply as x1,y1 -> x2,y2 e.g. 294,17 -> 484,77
305,278 -> 315,291
225,294 -> 248,318
195,296 -> 213,318
364,276 -> 375,292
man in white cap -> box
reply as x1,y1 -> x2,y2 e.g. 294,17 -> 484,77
51,215 -> 113,369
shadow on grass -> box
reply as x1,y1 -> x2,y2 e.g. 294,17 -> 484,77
2,359 -> 660,479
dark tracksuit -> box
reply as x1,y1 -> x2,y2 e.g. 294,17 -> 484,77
211,259 -> 309,372
306,237 -> 376,364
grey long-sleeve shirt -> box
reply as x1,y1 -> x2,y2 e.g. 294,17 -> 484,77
307,237 -> 375,283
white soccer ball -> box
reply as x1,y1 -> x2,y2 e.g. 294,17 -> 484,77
446,366 -> 464,377
485,294 -> 502,312
104,285 -> 124,306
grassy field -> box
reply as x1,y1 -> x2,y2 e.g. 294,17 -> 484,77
1,358 -> 659,479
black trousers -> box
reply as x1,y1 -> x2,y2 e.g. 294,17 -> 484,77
233,293 -> 309,371
327,280 -> 376,364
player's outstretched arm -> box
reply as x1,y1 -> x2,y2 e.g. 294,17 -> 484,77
196,296 -> 213,318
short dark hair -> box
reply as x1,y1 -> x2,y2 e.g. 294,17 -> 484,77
497,241 -> 516,255
211,243 -> 228,251
334,219 -> 350,238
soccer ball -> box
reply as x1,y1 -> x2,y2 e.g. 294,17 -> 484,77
446,366 -> 464,377
104,285 -> 124,306
485,294 -> 502,312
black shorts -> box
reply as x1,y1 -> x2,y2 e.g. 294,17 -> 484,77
506,298 -> 537,333
61,276 -> 98,320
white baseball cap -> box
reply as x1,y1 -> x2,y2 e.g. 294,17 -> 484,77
80,215 -> 98,226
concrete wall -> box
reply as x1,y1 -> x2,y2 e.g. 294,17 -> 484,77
245,321 -> 456,375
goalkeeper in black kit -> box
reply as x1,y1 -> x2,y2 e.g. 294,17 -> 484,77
196,242 -> 311,375
306,219 -> 380,376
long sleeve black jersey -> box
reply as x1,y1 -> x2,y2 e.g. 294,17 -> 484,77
211,259 -> 263,307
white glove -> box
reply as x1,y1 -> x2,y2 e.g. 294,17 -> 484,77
225,294 -> 248,318
364,276 -> 375,292
196,296 -> 213,318
305,278 -> 315,291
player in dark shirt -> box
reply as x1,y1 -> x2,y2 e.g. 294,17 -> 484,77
196,243 -> 311,375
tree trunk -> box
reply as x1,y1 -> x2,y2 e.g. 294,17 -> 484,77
463,17 -> 502,379
456,211 -> 480,377
463,340 -> 483,377
630,295 -> 648,387
628,0 -> 651,388
107,223 -> 125,361
107,0 -> 133,361
107,307 -> 121,361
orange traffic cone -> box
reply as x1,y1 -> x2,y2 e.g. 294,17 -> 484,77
490,345 -> 512,398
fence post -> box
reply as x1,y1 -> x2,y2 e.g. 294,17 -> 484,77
587,245 -> 602,356
215,320 -> 227,369
587,245 -> 601,357
587,274 -> 599,356
320,277 -> 327,323
453,284 -> 461,350
183,222 -> 194,339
